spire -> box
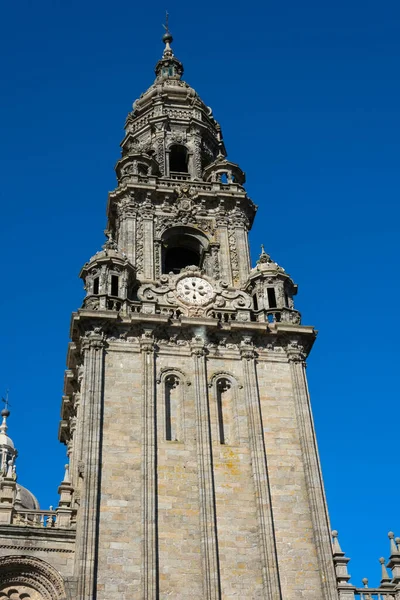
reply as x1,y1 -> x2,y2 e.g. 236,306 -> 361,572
387,531 -> 400,583
256,244 -> 285,272
155,15 -> 184,80
379,557 -> 392,586
162,11 -> 173,57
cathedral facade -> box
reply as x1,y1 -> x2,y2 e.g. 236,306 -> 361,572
0,31 -> 399,600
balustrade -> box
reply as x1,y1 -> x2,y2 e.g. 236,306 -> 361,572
12,508 -> 57,528
355,590 -> 395,599
169,172 -> 191,181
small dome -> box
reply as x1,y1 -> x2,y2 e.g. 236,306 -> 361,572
0,431 -> 15,449
17,485 -> 40,510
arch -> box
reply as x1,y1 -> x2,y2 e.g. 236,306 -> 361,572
0,556 -> 66,600
161,226 -> 210,275
208,371 -> 242,390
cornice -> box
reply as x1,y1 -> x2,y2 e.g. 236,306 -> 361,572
0,525 -> 76,544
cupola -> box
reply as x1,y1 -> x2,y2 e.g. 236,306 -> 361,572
154,29 -> 184,81
80,235 -> 137,312
202,155 -> 245,185
246,246 -> 301,324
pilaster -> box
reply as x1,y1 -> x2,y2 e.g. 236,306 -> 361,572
143,210 -> 155,280
191,336 -> 221,600
75,330 -> 106,600
118,209 -> 137,266
288,344 -> 339,600
0,476 -> 16,525
140,330 -> 158,600
233,224 -> 251,285
240,341 -> 282,600
216,222 -> 233,285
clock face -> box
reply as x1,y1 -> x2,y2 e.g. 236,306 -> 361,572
176,277 -> 214,305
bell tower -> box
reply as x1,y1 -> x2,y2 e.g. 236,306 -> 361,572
59,30 -> 339,600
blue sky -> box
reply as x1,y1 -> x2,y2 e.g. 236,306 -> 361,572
1,0 -> 399,588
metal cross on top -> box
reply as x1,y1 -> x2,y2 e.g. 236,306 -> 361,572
163,10 -> 170,33
1,390 -> 11,412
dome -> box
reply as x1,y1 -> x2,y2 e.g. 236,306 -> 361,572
0,431 -> 14,449
17,485 -> 40,510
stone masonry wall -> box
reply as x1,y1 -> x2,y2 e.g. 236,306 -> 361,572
94,341 -> 326,599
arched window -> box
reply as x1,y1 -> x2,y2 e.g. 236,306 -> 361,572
161,227 -> 209,275
169,144 -> 189,173
165,375 -> 180,441
164,246 -> 200,274
216,378 -> 234,445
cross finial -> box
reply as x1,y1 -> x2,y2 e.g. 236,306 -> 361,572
163,10 -> 169,33
1,390 -> 11,416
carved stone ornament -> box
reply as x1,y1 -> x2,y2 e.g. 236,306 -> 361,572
286,339 -> 307,363
137,266 -> 252,319
0,556 -> 67,600
176,276 -> 214,306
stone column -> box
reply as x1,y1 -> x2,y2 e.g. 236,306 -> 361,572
287,343 -> 339,600
140,331 -> 158,600
240,341 -> 282,600
70,366 -> 84,497
191,336 -> 221,600
76,330 -> 106,600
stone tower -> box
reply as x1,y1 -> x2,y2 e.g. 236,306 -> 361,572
63,29 -> 338,599
3,29 -> 399,600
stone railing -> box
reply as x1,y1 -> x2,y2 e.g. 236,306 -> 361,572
208,309 -> 237,323
83,297 -> 302,326
169,172 -> 191,181
253,308 -> 301,325
354,590 -> 396,599
10,507 -> 75,530
12,508 -> 57,528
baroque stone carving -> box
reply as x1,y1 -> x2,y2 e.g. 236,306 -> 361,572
135,217 -> 144,273
137,267 -> 251,319
228,227 -> 240,282
0,556 -> 67,600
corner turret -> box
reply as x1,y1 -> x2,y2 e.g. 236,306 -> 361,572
245,246 -> 301,324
